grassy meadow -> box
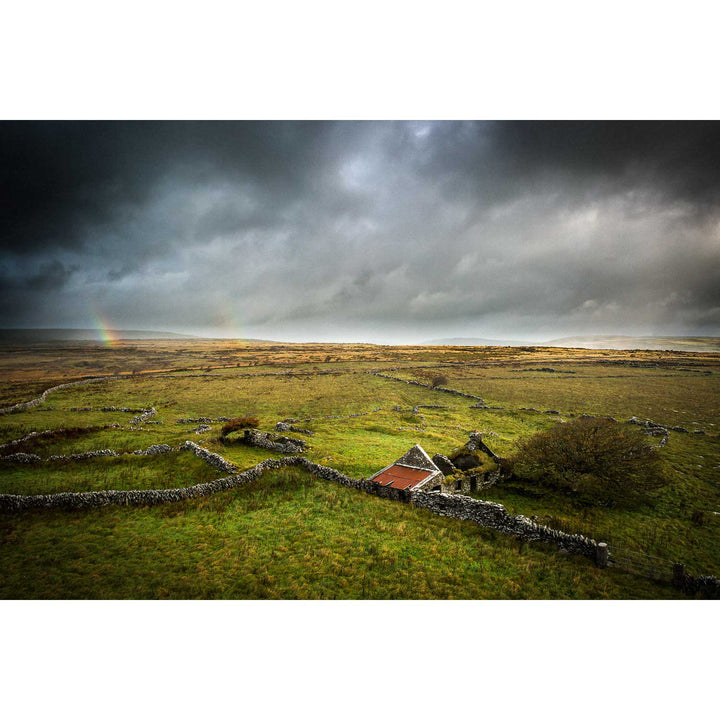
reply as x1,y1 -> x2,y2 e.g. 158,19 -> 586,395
1,339 -> 718,598
0,466 -> 681,599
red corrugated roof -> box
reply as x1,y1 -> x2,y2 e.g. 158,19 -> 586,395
369,464 -> 434,490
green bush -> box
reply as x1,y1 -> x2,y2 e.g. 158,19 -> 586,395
510,417 -> 668,506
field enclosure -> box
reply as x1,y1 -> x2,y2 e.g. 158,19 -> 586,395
1,339 -> 719,598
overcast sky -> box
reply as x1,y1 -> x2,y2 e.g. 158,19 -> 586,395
1,120 -> 719,342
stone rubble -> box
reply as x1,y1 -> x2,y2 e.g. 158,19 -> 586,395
242,429 -> 307,453
130,407 -> 157,425
275,421 -> 314,435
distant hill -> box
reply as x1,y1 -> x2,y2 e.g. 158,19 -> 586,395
0,329 -> 197,344
423,335 -> 720,352
541,335 -> 720,352
422,337 -> 534,347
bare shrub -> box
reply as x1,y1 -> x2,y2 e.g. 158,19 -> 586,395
220,416 -> 259,438
430,375 -> 448,388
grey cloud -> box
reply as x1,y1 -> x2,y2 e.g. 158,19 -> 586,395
1,121 -> 719,340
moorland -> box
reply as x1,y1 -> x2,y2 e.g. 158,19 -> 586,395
1,339 -> 718,599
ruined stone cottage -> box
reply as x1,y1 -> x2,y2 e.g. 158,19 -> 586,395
367,444 -> 444,492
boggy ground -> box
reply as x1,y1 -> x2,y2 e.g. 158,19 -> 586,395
1,340 -> 718,598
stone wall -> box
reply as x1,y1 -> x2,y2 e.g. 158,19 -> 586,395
180,440 -> 238,473
0,456 -> 298,511
410,490 -> 598,557
130,407 -> 157,425
0,452 -> 596,561
275,421 -> 314,435
243,429 -> 307,453
370,372 -> 484,402
680,573 -> 720,599
0,423 -> 122,455
2,446 -> 717,595
0,377 -> 112,415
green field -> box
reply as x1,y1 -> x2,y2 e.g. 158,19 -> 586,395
1,340 -> 718,598
0,466 -> 681,599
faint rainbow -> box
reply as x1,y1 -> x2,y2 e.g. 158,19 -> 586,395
92,314 -> 119,347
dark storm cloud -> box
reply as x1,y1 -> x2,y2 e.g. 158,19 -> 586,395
0,121 -> 329,253
1,121 -> 719,341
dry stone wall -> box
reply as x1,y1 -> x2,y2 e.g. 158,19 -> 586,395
180,441 -> 238,473
680,573 -> 720,599
0,451 -> 598,561
1,452 -> 42,463
0,423 -> 122,455
370,372 -> 484,402
2,442 -> 177,465
130,407 -> 157,425
275,421 -> 314,435
3,444 -> 718,595
0,377 -> 113,415
242,429 -> 307,453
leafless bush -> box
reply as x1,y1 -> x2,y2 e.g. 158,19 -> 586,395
220,415 -> 259,438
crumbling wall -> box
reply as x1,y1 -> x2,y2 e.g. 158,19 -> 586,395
370,373 -> 484,402
0,377 -> 113,415
3,447 -> 717,595
243,429 -> 307,453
